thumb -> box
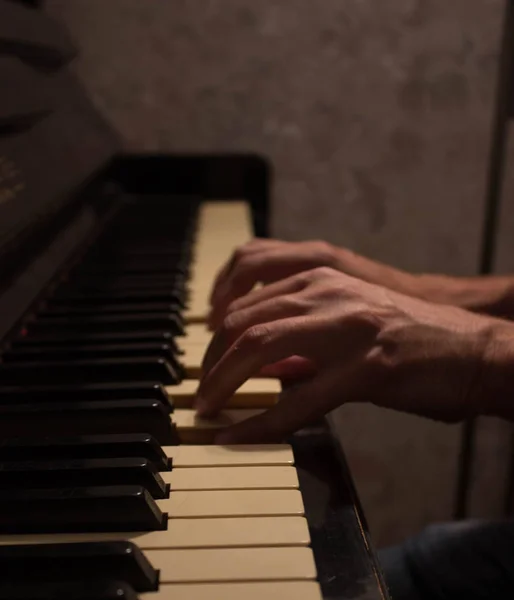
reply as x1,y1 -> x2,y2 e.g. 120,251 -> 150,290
214,374 -> 330,444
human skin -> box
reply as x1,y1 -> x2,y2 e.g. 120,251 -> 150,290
208,239 -> 514,329
197,266 -> 514,444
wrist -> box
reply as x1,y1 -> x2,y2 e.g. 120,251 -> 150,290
479,321 -> 514,420
333,246 -> 420,296
415,274 -> 514,318
414,273 -> 470,306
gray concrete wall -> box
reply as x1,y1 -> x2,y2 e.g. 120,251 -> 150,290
47,0 -> 512,546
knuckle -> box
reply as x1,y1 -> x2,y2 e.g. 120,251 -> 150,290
312,265 -> 337,279
224,300 -> 239,315
291,270 -> 311,291
280,293 -> 309,314
309,280 -> 342,302
233,245 -> 248,260
221,313 -> 241,338
239,324 -> 273,351
348,308 -> 383,331
311,240 -> 334,261
365,342 -> 399,377
230,253 -> 257,283
296,265 -> 342,291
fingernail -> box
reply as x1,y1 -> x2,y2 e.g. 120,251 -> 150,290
193,392 -> 205,412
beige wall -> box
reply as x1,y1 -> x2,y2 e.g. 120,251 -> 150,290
47,0 -> 513,546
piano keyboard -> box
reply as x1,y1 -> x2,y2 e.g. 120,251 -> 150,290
185,202 -> 254,323
0,197 -> 323,600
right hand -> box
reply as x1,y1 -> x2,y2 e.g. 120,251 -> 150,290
208,238 -> 418,329
198,267 -> 507,443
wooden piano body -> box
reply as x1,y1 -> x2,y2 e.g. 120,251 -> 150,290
0,2 -> 389,599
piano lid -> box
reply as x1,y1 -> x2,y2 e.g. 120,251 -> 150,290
0,0 -> 120,259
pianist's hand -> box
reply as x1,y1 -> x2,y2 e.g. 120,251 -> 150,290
197,267 -> 512,443
209,239 -> 514,328
208,239 -> 419,329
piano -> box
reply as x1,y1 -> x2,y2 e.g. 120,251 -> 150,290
0,2 -> 390,599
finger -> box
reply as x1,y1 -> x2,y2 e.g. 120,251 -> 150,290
208,271 -> 307,348
195,317 -> 317,417
202,293 -> 308,375
209,250 -> 317,328
206,297 -> 380,382
258,356 -> 317,380
225,270 -> 309,316
214,373 -> 331,444
209,239 -> 282,305
216,341 -> 381,443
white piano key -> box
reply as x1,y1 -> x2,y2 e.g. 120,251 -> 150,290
185,202 -> 254,323
167,378 -> 280,409
0,516 -> 310,548
163,444 -> 294,467
172,409 -> 264,444
164,465 -> 299,490
157,489 -> 305,518
146,546 -> 317,583
145,582 -> 323,600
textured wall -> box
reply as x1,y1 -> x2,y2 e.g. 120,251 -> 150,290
47,0 -> 510,546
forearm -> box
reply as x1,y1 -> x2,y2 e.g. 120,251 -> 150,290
332,246 -> 514,319
480,322 -> 514,421
416,274 -> 514,320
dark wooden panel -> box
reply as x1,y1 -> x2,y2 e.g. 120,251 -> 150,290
109,154 -> 271,237
0,0 -> 76,67
6,1 -> 45,7
0,70 -> 119,250
291,428 -> 390,599
0,56 -> 52,129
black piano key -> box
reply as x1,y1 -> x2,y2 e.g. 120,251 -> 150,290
0,486 -> 166,533
0,580 -> 139,600
0,457 -> 169,499
95,226 -> 191,237
0,400 -> 178,444
3,345 -> 187,381
0,541 -> 159,591
63,284 -> 187,297
6,344 -> 186,380
27,313 -> 184,336
53,281 -> 187,296
13,331 -> 180,352
86,247 -> 192,260
0,357 -> 180,385
78,248 -> 190,260
84,241 -> 192,253
65,274 -> 186,286
0,434 -> 171,471
87,258 -> 188,269
74,265 -> 188,277
66,277 -> 187,290
0,382 -> 172,407
3,342 -> 179,363
79,256 -> 190,270
40,301 -> 182,317
50,290 -> 186,306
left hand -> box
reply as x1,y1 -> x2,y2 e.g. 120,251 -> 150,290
195,267 -> 498,443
